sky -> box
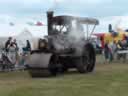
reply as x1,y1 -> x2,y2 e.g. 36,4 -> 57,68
1,0 -> 128,37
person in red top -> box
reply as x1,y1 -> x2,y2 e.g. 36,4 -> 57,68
100,36 -> 104,49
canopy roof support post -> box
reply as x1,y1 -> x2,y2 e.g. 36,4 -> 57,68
88,24 -> 97,41
86,24 -> 89,40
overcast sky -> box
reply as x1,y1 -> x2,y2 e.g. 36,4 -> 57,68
0,0 -> 128,37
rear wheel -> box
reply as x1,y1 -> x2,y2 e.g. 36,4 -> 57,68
76,43 -> 96,73
86,43 -> 96,72
76,56 -> 88,73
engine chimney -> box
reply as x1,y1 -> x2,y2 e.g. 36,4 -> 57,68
47,11 -> 54,35
108,24 -> 112,33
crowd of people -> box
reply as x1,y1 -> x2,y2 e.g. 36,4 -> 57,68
2,36 -> 128,70
2,37 -> 31,70
5,37 -> 19,65
102,39 -> 128,62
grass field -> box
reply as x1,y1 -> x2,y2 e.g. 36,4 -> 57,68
0,56 -> 128,96
0,64 -> 128,96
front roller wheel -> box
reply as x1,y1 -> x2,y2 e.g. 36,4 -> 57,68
26,53 -> 58,77
28,68 -> 52,77
48,55 -> 59,76
27,56 -> 58,77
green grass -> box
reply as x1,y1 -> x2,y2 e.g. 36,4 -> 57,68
0,63 -> 128,96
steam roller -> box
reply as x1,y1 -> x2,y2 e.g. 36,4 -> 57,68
25,11 -> 99,77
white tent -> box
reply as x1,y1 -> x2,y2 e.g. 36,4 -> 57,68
0,24 -> 48,53
15,28 -> 35,53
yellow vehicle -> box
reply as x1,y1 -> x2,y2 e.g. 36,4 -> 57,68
95,26 -> 127,45
104,24 -> 128,43
104,31 -> 125,43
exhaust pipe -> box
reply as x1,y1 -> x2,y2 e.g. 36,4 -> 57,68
47,11 -> 54,35
108,24 -> 112,33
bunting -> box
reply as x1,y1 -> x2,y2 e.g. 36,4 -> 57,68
26,22 -> 35,26
36,21 -> 43,26
27,21 -> 44,26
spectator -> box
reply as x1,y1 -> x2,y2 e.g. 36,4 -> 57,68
26,40 -> 31,52
124,35 -> 128,46
8,43 -> 17,65
121,40 -> 127,49
21,40 -> 31,67
104,40 -> 109,62
117,40 -> 127,60
104,40 -> 112,62
110,40 -> 117,60
22,40 -> 31,61
12,39 -> 19,66
100,36 -> 104,49
12,39 -> 18,51
117,40 -> 122,50
5,37 -> 12,52
108,42 -> 113,62
22,40 -> 31,54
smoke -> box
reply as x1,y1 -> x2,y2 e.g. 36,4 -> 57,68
68,20 -> 85,41
51,19 -> 86,55
55,0 -> 64,3
48,0 -> 64,11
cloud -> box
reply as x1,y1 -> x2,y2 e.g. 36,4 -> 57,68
0,0 -> 128,37
0,23 -> 47,37
0,0 -> 126,17
0,0 -> 53,15
55,0 -> 65,3
0,13 -> 47,37
0,14 -> 12,23
95,16 -> 128,33
55,0 -> 105,5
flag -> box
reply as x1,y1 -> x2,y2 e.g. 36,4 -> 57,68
26,22 -> 35,26
36,21 -> 43,26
